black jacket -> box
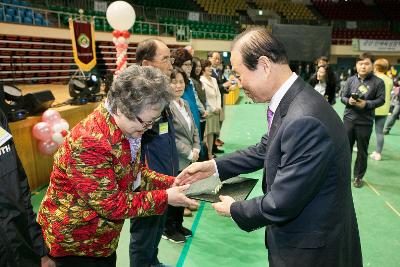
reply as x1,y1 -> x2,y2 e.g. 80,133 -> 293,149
216,78 -> 362,267
140,107 -> 179,176
0,109 -> 48,267
341,73 -> 385,126
308,73 -> 336,105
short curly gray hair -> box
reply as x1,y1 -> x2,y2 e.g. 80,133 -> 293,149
107,65 -> 172,120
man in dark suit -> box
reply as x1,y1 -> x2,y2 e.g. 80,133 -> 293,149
177,28 -> 362,267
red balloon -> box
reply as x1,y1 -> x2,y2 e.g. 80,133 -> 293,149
122,30 -> 130,39
32,122 -> 52,141
42,109 -> 61,125
112,30 -> 121,38
37,140 -> 59,155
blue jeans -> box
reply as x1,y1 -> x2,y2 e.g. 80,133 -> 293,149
384,102 -> 400,133
374,115 -> 387,153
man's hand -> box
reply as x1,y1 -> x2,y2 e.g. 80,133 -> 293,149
175,161 -> 217,186
355,99 -> 366,109
166,184 -> 198,207
212,195 -> 235,217
41,256 -> 56,267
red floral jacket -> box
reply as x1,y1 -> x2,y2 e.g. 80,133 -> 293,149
37,103 -> 174,257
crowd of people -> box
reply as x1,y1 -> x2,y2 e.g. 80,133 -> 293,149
1,28 -> 399,267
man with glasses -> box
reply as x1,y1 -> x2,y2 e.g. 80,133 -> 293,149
129,39 -> 178,267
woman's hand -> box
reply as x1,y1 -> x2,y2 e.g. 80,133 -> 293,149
166,185 -> 198,207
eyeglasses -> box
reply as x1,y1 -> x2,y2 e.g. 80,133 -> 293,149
136,115 -> 162,129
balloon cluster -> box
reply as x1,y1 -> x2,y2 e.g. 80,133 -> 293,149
112,30 -> 130,76
32,110 -> 69,155
106,1 -> 136,77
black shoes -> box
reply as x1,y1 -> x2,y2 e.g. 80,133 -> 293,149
353,178 -> 363,188
212,147 -> 224,154
162,229 -> 186,243
177,225 -> 192,237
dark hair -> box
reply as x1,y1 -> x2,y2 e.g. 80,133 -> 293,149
200,59 -> 212,75
107,65 -> 172,120
357,52 -> 374,63
171,48 -> 192,68
171,67 -> 189,87
207,51 -> 219,59
136,38 -> 164,65
231,27 -> 288,71
316,56 -> 328,64
191,57 -> 201,80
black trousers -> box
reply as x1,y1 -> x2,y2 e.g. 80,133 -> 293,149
165,205 -> 184,230
129,213 -> 167,267
49,252 -> 116,267
344,120 -> 373,179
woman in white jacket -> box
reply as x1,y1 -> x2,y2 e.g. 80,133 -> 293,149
200,59 -> 222,159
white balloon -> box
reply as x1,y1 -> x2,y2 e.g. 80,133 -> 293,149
106,1 -> 136,31
117,36 -> 125,43
113,37 -> 118,44
52,132 -> 64,145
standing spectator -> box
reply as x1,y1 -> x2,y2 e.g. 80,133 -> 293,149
341,53 -> 385,188
370,58 -> 393,161
191,57 -> 209,161
0,109 -> 53,267
316,56 -> 339,97
200,59 -> 222,160
383,80 -> 400,135
308,66 -> 336,105
171,48 -> 204,140
208,51 -> 232,152
163,67 -> 200,243
129,38 -> 179,267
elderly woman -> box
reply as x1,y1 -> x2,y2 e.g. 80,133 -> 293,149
37,65 -> 196,267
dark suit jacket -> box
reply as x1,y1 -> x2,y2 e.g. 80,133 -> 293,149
215,77 -> 362,267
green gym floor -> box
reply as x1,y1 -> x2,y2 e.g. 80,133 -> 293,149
31,93 -> 400,267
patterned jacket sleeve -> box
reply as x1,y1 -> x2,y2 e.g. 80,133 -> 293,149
67,135 -> 168,220
140,164 -> 175,190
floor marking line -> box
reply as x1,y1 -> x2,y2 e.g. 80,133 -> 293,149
364,180 -> 381,196
385,201 -> 400,217
176,201 -> 205,267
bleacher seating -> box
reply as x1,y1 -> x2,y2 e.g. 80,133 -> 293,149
255,0 -> 316,20
195,0 -> 248,16
134,0 -> 201,11
312,0 -> 377,20
375,0 -> 400,21
332,28 -> 399,45
0,0 -> 50,26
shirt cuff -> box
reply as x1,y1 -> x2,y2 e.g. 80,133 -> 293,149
212,159 -> 219,178
188,151 -> 194,160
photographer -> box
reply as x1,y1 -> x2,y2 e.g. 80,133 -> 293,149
341,53 -> 385,188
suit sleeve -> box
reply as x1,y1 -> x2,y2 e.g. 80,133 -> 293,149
230,117 -> 333,232
341,78 -> 351,106
215,134 -> 268,180
69,136 -> 169,220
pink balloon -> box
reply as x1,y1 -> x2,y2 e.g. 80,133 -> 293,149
37,140 -> 59,155
42,109 -> 62,125
32,122 -> 52,141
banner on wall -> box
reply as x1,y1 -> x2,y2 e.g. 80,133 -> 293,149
69,18 -> 97,71
357,39 -> 400,52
